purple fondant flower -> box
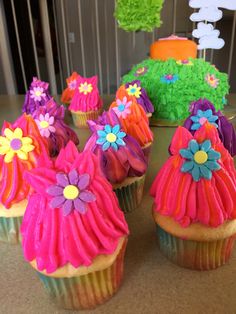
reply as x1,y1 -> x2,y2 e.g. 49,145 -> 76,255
124,80 -> 154,114
134,66 -> 148,77
23,77 -> 51,114
47,169 -> 96,216
183,99 -> 236,157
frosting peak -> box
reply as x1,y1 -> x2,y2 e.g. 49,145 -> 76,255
69,75 -> 103,112
84,110 -> 147,183
0,114 -> 50,208
61,71 -> 80,104
21,142 -> 129,273
150,124 -> 236,228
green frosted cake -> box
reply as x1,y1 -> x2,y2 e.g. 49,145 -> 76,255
122,58 -> 229,121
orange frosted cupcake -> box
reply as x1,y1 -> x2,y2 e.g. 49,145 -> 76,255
0,114 -> 49,244
150,123 -> 236,270
110,85 -> 153,161
69,75 -> 103,128
61,71 -> 80,104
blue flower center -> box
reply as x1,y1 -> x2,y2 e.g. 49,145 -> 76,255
118,104 -> 125,112
130,88 -> 136,93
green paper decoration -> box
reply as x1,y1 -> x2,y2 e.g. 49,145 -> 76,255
114,0 -> 164,32
122,58 -> 229,121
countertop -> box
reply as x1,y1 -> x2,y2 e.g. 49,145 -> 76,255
0,95 -> 236,314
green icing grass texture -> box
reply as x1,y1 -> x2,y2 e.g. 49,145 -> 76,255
122,58 -> 229,121
114,0 -> 164,32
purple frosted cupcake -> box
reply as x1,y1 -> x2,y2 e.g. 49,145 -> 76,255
124,80 -> 154,117
32,98 -> 79,157
84,110 -> 147,213
183,98 -> 236,157
23,77 -> 51,114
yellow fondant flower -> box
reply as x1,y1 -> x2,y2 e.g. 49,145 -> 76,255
0,128 -> 35,163
78,82 -> 93,95
126,83 -> 141,98
176,59 -> 193,66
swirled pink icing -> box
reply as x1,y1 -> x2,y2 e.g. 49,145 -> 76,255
21,142 -> 129,273
69,75 -> 103,112
84,110 -> 147,183
150,124 -> 236,228
0,114 -> 50,209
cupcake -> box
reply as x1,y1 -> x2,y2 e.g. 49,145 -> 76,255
21,142 -> 129,310
69,75 -> 103,128
183,98 -> 236,157
110,85 -> 153,161
124,80 -> 154,118
84,110 -> 147,213
150,123 -> 236,270
32,98 -> 79,157
23,77 -> 51,114
0,114 -> 49,244
61,71 -> 80,104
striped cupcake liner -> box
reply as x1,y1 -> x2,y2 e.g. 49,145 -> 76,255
0,215 -> 23,244
71,109 -> 102,128
113,175 -> 145,213
156,225 -> 236,270
142,143 -> 152,163
37,239 -> 127,310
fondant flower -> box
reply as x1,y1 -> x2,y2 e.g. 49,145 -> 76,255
78,82 -> 93,95
96,124 -> 126,151
190,109 -> 218,130
205,74 -> 219,88
112,97 -> 132,118
47,169 -> 96,216
134,67 -> 148,77
161,74 -> 179,84
180,139 -> 221,181
0,128 -> 35,163
30,87 -> 46,102
68,79 -> 77,90
176,59 -> 193,66
126,83 -> 141,98
35,113 -> 56,138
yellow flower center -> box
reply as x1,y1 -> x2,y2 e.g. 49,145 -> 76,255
39,120 -> 49,129
106,133 -> 117,143
194,151 -> 208,164
63,185 -> 79,200
35,90 -> 42,96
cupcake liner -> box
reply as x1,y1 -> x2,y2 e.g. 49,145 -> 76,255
113,175 -> 145,213
37,239 -> 127,310
0,215 -> 23,244
142,143 -> 152,163
71,109 -> 102,128
156,225 -> 236,270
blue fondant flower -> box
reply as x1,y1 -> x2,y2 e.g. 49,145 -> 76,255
180,139 -> 221,181
96,124 -> 126,151
160,74 -> 179,84
190,109 -> 218,131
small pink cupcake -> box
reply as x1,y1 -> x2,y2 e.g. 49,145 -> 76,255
21,142 -> 129,310
69,75 -> 103,128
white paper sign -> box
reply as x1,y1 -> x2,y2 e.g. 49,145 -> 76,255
189,0 -> 236,10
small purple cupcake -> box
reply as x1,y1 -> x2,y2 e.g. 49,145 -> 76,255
84,110 -> 147,213
183,98 -> 236,157
124,80 -> 154,117
23,77 -> 51,114
32,98 -> 79,157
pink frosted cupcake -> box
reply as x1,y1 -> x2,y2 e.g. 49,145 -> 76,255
21,142 -> 129,310
69,75 -> 103,128
84,110 -> 147,213
150,123 -> 236,270
32,98 -> 79,157
0,114 -> 49,244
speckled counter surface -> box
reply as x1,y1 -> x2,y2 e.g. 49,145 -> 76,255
0,95 -> 236,314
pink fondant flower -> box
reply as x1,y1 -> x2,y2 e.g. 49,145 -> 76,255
35,113 -> 56,138
47,169 -> 96,216
112,97 -> 132,118
30,87 -> 46,102
68,79 -> 77,90
205,74 -> 219,88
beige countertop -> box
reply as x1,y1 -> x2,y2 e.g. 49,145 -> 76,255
0,95 -> 236,314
